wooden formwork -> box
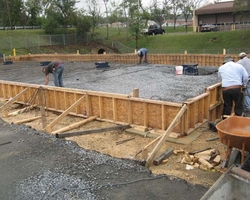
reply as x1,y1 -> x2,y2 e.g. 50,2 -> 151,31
0,80 -> 223,135
8,53 -> 239,66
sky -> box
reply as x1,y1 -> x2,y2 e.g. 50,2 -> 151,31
76,0 -> 229,14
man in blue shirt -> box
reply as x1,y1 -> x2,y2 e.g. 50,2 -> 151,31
137,48 -> 148,64
218,55 -> 248,118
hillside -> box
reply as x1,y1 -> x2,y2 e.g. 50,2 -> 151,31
0,27 -> 250,55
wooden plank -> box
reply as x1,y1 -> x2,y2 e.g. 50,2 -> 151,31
13,116 -> 42,124
128,101 -> 132,124
52,115 -> 97,134
44,95 -> 85,132
86,93 -> 91,116
144,102 -> 148,127
56,124 -> 131,138
146,104 -> 187,167
99,96 -> 103,118
153,148 -> 173,166
198,98 -> 204,122
161,104 -> 166,130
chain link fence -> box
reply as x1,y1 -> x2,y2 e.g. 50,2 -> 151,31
0,34 -> 100,54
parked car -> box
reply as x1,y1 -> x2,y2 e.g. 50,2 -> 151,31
141,28 -> 148,34
200,24 -> 219,32
147,24 -> 165,35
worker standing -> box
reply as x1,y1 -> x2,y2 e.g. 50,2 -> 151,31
218,55 -> 248,118
237,52 -> 250,116
137,48 -> 148,64
42,61 -> 64,87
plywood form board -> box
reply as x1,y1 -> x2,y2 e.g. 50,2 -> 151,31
90,96 -> 100,117
102,97 -> 113,120
131,101 -> 145,126
116,99 -> 129,123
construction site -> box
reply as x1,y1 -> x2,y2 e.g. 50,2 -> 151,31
0,53 -> 247,199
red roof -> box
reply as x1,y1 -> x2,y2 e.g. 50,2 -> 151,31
195,1 -> 234,15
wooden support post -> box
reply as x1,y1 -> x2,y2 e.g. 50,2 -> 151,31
39,87 -> 46,128
52,116 -> 98,134
146,104 -> 187,167
40,106 -> 46,128
133,88 -> 139,98
99,96 -> 103,118
44,95 -> 85,132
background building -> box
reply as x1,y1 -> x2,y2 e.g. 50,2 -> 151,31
193,1 -> 250,32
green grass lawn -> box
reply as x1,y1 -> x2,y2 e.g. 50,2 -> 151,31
0,27 -> 250,55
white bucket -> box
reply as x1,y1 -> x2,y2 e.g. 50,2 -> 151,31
175,66 -> 183,75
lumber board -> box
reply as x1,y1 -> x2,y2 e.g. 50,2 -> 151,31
52,116 -> 98,134
0,87 -> 29,115
55,124 -> 131,138
44,95 -> 85,132
146,104 -> 187,167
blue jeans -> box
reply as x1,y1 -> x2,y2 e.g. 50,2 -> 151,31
53,64 -> 64,87
244,79 -> 250,112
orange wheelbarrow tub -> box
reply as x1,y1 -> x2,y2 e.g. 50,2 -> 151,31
216,116 -> 250,166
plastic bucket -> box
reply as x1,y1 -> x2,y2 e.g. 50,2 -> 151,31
175,66 -> 183,75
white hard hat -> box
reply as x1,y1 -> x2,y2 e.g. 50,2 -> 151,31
239,52 -> 247,58
137,50 -> 141,55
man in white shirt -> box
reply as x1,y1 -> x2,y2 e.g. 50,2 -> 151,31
218,55 -> 248,118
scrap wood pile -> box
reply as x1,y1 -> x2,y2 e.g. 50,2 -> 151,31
151,147 -> 221,171
176,148 -> 221,171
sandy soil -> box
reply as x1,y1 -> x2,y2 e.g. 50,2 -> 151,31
1,104 -> 225,188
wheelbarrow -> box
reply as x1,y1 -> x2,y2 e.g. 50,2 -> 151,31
216,116 -> 250,168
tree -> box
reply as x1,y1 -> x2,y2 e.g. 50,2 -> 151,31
75,10 -> 91,36
103,0 -> 109,39
179,0 -> 197,33
0,0 -> 25,27
170,0 -> 182,29
86,0 -> 101,39
234,0 -> 250,17
53,0 -> 78,29
24,0 -> 43,26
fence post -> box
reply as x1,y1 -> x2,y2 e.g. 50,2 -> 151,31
38,35 -> 40,50
9,36 -> 12,50
63,34 -> 65,45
